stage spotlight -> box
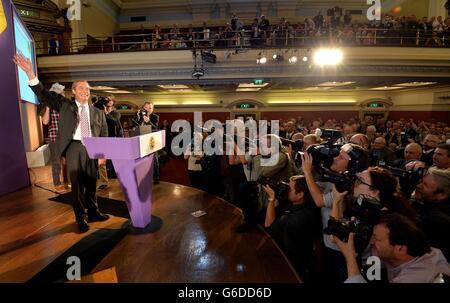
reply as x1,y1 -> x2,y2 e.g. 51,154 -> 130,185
313,48 -> 343,66
289,56 -> 297,63
257,52 -> 267,64
302,56 -> 308,62
273,54 -> 278,60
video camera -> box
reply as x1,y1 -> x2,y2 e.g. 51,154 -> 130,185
379,163 -> 425,197
257,176 -> 290,202
324,217 -> 373,253
325,194 -> 384,253
280,137 -> 304,152
92,95 -> 109,110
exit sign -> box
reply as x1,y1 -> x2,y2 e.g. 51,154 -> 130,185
368,102 -> 384,108
19,9 -> 38,18
254,79 -> 264,85
238,103 -> 255,109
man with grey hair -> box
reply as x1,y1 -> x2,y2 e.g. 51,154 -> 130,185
14,53 -> 110,233
350,133 -> 370,150
413,167 -> 450,261
365,125 -> 377,146
369,136 -> 396,166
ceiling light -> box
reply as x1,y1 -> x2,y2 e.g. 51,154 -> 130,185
318,81 -> 355,87
91,86 -> 117,91
394,82 -> 437,87
166,88 -> 193,92
158,85 -> 190,89
268,100 -> 356,104
303,87 -> 333,90
105,90 -> 132,94
238,83 -> 269,88
236,88 -> 261,92
289,56 -> 298,64
370,86 -> 403,90
182,101 -> 213,105
313,48 -> 344,66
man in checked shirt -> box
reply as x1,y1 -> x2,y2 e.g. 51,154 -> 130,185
42,83 -> 68,193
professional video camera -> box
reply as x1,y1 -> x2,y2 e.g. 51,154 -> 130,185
280,137 -> 304,152
317,128 -> 343,144
318,167 -> 354,193
325,193 -> 384,252
92,95 -> 109,110
257,176 -> 290,202
379,163 -> 425,197
324,217 -> 373,253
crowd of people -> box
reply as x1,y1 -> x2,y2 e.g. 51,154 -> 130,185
182,114 -> 450,283
129,9 -> 450,51
15,51 -> 449,284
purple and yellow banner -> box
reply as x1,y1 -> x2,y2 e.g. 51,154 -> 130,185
0,0 -> 7,35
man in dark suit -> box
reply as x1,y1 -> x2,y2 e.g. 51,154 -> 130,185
14,53 -> 110,233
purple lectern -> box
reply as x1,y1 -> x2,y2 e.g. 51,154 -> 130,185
83,130 -> 165,230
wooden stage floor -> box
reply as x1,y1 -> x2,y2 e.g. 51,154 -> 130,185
0,166 -> 300,283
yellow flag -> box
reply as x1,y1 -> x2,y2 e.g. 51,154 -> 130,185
0,0 -> 7,36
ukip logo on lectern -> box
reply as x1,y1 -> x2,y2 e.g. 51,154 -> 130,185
0,0 -> 7,36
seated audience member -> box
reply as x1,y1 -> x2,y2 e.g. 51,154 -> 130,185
420,134 -> 440,166
369,137 -> 396,166
333,213 -> 450,283
263,175 -> 321,281
412,167 -> 450,261
393,142 -> 422,168
365,125 -> 377,146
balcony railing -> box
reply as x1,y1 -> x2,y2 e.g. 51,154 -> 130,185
38,28 -> 450,56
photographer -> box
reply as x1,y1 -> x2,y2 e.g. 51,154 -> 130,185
262,175 -> 321,282
136,101 -> 159,128
135,101 -> 160,183
412,167 -> 450,261
333,213 -> 450,283
301,143 -> 369,282
97,95 -> 123,190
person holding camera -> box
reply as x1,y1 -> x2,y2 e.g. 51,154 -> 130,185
97,94 -> 123,190
262,175 -> 321,282
412,167 -> 450,261
136,101 -> 159,128
301,143 -> 369,282
136,101 -> 161,183
333,213 -> 450,283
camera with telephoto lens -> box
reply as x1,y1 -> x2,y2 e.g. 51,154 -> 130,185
325,194 -> 383,253
280,137 -> 304,152
92,95 -> 109,110
324,217 -> 374,253
378,163 -> 425,197
317,167 -> 355,193
257,176 -> 290,202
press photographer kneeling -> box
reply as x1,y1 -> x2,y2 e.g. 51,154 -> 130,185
301,143 -> 370,282
262,175 -> 321,282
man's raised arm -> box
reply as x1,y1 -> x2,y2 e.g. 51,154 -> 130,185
13,53 -> 64,111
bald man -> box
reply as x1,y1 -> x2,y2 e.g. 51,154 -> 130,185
404,143 -> 422,161
350,133 -> 370,150
369,136 -> 396,166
